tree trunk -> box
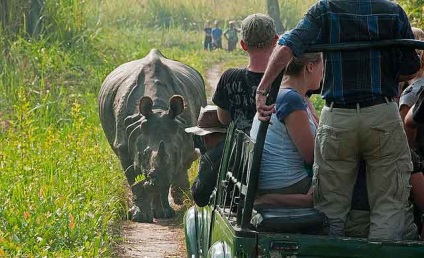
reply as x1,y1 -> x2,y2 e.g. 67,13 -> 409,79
0,0 -> 8,31
27,0 -> 43,37
267,0 -> 285,34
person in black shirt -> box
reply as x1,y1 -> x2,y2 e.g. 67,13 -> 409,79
203,20 -> 213,51
212,13 -> 279,133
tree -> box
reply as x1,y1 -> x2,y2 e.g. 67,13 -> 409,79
267,0 -> 285,33
1,0 -> 9,31
0,0 -> 43,36
27,0 -> 43,37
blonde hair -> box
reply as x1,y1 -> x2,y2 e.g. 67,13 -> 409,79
284,53 -> 322,76
412,27 -> 424,40
412,27 -> 424,71
204,20 -> 211,29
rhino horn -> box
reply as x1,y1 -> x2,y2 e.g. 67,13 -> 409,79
139,96 -> 153,117
168,95 -> 185,118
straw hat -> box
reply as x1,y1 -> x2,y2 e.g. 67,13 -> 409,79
185,105 -> 227,136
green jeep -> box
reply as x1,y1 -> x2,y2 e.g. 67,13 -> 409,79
184,40 -> 424,258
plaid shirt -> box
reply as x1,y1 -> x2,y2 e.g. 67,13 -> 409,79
279,0 -> 420,104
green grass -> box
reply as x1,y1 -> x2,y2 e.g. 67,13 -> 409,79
0,90 -> 126,256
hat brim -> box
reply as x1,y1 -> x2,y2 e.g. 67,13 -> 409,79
185,126 -> 227,136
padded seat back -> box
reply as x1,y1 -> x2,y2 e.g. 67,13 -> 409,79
251,207 -> 328,235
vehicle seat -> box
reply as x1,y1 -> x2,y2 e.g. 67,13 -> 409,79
251,207 -> 327,235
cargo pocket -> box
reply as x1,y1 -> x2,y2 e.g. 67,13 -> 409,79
312,165 -> 323,207
316,125 -> 347,160
394,162 -> 412,203
372,121 -> 405,158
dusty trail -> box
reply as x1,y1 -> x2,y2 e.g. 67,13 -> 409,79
205,64 -> 222,104
117,64 -> 222,258
117,217 -> 186,258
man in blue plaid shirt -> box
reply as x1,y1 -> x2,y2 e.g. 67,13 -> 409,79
256,0 -> 420,240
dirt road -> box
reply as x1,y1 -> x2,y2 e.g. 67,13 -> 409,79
117,216 -> 186,258
205,64 -> 221,104
116,65 -> 221,258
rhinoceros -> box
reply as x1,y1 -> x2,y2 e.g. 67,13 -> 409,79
98,49 -> 207,222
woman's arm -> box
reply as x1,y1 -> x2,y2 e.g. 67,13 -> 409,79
305,97 -> 319,128
285,110 -> 315,165
405,105 -> 418,147
399,104 -> 412,123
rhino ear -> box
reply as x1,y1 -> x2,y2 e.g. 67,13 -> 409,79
139,96 -> 153,117
168,95 -> 185,118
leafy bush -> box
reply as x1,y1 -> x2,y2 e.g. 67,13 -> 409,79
397,0 -> 424,28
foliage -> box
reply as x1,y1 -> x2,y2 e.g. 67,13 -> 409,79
0,89 -> 126,256
1,0 -> 85,40
92,0 -> 267,31
279,0 -> 316,30
397,0 -> 424,28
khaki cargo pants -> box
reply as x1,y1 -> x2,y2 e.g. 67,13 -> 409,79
344,204 -> 418,240
313,102 -> 412,240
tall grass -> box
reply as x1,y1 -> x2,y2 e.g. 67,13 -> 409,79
0,90 -> 126,256
280,0 -> 317,29
92,0 -> 267,31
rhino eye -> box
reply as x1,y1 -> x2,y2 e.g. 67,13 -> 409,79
143,146 -> 152,155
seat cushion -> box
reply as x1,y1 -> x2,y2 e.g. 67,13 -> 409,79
251,207 -> 328,234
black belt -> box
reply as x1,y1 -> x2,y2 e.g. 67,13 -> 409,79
325,97 -> 393,109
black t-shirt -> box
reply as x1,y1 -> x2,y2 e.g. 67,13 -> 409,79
212,68 -> 264,133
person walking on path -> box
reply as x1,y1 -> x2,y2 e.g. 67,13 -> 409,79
211,20 -> 223,50
203,20 -> 213,51
224,21 -> 240,52
255,0 -> 420,240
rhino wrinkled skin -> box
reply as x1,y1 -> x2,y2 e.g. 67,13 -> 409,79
98,49 -> 206,222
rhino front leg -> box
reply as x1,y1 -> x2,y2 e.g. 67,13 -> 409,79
171,169 -> 190,205
152,187 -> 175,219
130,180 -> 154,223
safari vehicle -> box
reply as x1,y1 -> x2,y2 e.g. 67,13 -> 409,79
184,40 -> 424,258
